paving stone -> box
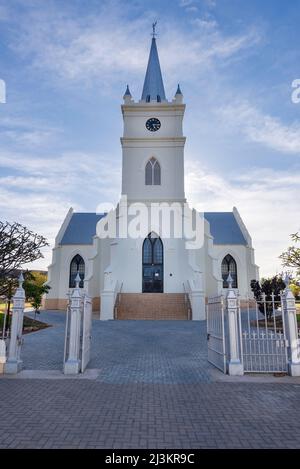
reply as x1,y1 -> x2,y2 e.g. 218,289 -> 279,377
1,311 -> 300,448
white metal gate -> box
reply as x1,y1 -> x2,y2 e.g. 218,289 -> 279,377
81,294 -> 92,372
239,294 -> 288,373
207,295 -> 226,373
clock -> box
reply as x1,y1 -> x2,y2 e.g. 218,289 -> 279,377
146,118 -> 161,132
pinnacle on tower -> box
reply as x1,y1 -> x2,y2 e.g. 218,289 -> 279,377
124,84 -> 131,97
175,84 -> 182,96
123,84 -> 133,103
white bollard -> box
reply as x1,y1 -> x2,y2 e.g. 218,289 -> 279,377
5,273 -> 25,374
63,273 -> 83,374
226,274 -> 244,376
282,275 -> 300,377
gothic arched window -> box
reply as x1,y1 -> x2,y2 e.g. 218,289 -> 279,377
145,157 -> 161,185
69,254 -> 85,288
221,254 -> 238,288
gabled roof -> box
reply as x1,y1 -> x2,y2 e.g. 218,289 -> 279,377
59,212 -> 247,246
204,212 -> 247,245
60,213 -> 105,245
141,38 -> 166,102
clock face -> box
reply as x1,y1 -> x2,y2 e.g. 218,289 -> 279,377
146,117 -> 161,132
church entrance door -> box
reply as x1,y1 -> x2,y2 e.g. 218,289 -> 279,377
142,233 -> 163,293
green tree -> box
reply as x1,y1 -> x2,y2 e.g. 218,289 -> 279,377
0,221 -> 48,297
250,275 -> 286,320
0,221 -> 48,333
279,232 -> 300,275
23,272 -> 50,321
290,282 -> 300,300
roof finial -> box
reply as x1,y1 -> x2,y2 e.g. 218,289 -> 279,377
152,21 -> 157,38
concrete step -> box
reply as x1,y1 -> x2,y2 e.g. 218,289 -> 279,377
116,293 -> 190,320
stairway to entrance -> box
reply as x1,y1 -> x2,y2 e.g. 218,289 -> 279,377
115,293 -> 191,320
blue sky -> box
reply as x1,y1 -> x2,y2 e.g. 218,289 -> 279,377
0,0 -> 299,276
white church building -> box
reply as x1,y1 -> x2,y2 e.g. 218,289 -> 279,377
45,33 -> 259,320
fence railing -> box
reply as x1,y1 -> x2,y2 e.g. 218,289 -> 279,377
239,294 -> 288,373
207,277 -> 300,376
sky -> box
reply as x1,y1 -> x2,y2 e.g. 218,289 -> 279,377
0,0 -> 299,277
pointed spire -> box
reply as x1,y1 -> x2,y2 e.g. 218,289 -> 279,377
124,84 -> 131,97
123,84 -> 133,103
175,84 -> 182,95
173,83 -> 183,104
141,32 -> 166,103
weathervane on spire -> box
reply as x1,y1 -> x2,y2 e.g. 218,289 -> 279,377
152,21 -> 157,38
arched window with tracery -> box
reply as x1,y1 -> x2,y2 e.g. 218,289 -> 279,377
221,254 -> 238,288
145,157 -> 161,185
69,254 -> 85,288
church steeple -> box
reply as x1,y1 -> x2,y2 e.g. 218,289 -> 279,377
141,25 -> 166,103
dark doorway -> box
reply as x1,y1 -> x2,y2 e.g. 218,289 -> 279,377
142,233 -> 163,293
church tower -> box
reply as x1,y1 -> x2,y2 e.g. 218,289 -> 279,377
121,32 -> 186,203
45,26 -> 259,319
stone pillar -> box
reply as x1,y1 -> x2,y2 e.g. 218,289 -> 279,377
226,274 -> 244,376
64,273 -> 83,374
190,292 -> 206,320
5,273 -> 25,374
282,275 -> 300,377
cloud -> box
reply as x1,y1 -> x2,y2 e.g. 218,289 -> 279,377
0,149 -> 121,198
0,147 -> 121,270
0,116 -> 61,148
219,101 -> 300,155
0,4 -> 9,21
7,2 -> 261,90
179,0 -> 216,9
185,161 -> 300,277
179,0 -> 195,7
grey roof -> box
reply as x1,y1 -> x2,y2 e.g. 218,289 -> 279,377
59,212 -> 247,246
60,213 -> 106,245
141,38 -> 166,102
204,212 -> 247,245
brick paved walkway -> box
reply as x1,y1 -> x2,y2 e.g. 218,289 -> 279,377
1,311 -> 300,448
1,380 -> 300,448
21,311 -> 213,382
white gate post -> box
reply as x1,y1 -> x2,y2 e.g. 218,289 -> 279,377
81,293 -> 92,372
5,273 -> 25,374
282,275 -> 300,376
226,274 -> 244,376
64,273 -> 82,375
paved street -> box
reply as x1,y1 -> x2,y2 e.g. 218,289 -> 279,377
1,311 -> 300,448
